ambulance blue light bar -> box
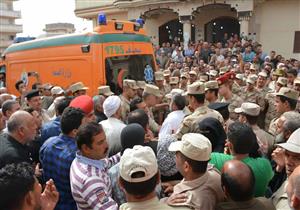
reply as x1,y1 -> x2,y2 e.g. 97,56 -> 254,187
98,13 -> 107,25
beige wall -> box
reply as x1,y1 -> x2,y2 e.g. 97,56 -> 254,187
253,0 -> 300,59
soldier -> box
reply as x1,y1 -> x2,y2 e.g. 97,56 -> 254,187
269,87 -> 299,135
235,102 -> 274,156
98,85 -> 114,98
293,77 -> 300,112
217,74 -> 243,121
208,70 -> 218,81
142,84 -> 162,134
136,80 -> 146,98
119,79 -> 138,122
204,80 -> 219,104
155,71 -> 166,95
264,77 -> 288,130
257,71 -> 271,97
69,82 -> 89,97
175,82 -> 223,140
179,72 -> 189,92
188,70 -> 198,84
163,70 -> 171,93
170,76 -> 179,89
240,77 -> 265,112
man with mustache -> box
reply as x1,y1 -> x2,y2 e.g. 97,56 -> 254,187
70,122 -> 120,210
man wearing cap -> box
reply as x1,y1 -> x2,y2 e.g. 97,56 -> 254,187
264,77 -> 288,130
170,77 -> 179,89
98,85 -> 114,98
235,102 -> 274,156
180,73 -> 189,91
69,95 -> 96,124
205,80 -> 219,104
119,145 -> 188,210
41,83 -> 54,110
257,71 -> 271,97
155,71 -> 167,94
120,79 -> 138,122
167,133 -> 224,209
240,76 -> 265,114
47,86 -> 65,119
69,82 -> 89,97
188,70 -> 197,85
100,95 -> 126,156
218,74 -> 243,120
70,122 -> 119,210
175,82 -> 223,140
164,70 -> 172,93
271,128 -> 300,209
25,89 -> 51,124
232,73 -> 244,95
208,70 -> 218,81
293,77 -> 300,112
269,87 -> 299,136
142,84 -> 162,134
136,81 -> 146,98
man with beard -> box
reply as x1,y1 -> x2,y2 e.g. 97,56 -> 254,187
0,162 -> 59,210
286,166 -> 300,210
70,122 -> 120,210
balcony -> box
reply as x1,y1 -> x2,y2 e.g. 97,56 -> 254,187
0,9 -> 21,19
0,24 -> 22,33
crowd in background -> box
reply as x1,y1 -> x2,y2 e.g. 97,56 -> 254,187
0,33 -> 300,210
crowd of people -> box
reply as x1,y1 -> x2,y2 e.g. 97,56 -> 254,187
0,35 -> 300,210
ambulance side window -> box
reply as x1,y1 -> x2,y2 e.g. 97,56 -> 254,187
0,65 -> 6,88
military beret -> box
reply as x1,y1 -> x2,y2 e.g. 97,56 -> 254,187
25,89 -> 40,100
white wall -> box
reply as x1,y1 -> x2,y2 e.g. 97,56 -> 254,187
252,0 -> 300,59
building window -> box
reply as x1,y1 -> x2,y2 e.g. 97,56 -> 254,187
9,35 -> 15,41
294,31 -> 300,53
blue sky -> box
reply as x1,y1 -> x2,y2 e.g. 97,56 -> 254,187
14,0 -> 93,37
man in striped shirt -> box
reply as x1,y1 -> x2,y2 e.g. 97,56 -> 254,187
70,122 -> 120,210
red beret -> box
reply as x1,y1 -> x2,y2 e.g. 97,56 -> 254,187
217,74 -> 230,85
70,95 -> 93,114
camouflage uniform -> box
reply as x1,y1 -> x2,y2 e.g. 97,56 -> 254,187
221,94 -> 243,121
240,87 -> 266,111
174,105 -> 224,140
164,82 -> 171,94
268,117 -> 279,136
231,82 -> 241,96
119,94 -> 130,122
148,107 -> 159,133
265,92 -> 280,131
257,86 -> 272,98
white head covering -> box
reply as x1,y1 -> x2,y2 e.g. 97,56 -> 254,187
103,95 -> 121,118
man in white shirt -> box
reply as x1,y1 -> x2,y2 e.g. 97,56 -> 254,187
100,96 -> 126,157
159,94 -> 186,138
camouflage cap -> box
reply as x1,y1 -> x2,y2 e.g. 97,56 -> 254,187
258,71 -> 268,78
98,85 -> 114,96
205,80 -> 219,91
155,71 -> 164,81
277,77 -> 288,86
208,70 -> 218,77
250,64 -> 257,71
219,67 -> 229,75
189,70 -> 197,76
180,72 -> 189,79
187,82 -> 205,95
69,82 -> 89,93
273,68 -> 285,77
170,77 -> 179,85
143,84 -> 161,97
246,76 -> 256,85
294,77 -> 300,85
123,79 -> 139,89
163,69 -> 171,76
136,81 -> 146,89
276,87 -> 299,100
199,75 -> 208,82
235,73 -> 244,80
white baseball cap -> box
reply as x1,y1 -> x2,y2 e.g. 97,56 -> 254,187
119,145 -> 158,183
169,133 -> 212,161
277,128 -> 300,154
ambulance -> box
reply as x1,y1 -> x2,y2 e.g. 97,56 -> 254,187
1,14 -> 156,95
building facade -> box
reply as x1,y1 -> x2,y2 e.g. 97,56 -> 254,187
75,0 -> 300,60
38,23 -> 76,38
0,0 -> 22,54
